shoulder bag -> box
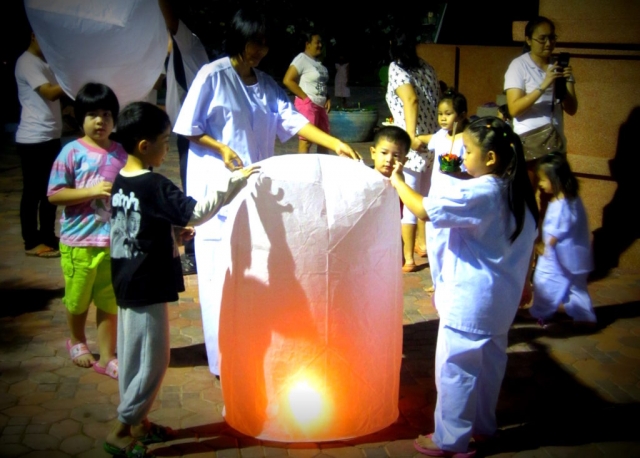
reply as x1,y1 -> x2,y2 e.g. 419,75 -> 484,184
518,88 -> 566,162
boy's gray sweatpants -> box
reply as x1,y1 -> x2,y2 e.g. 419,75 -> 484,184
117,303 -> 170,425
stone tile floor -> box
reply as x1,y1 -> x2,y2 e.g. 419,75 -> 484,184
0,134 -> 639,457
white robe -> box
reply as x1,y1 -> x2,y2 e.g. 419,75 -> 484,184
531,197 -> 595,322
424,175 -> 536,451
173,57 -> 308,374
426,129 -> 466,290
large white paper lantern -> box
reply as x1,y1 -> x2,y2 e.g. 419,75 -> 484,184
217,155 -> 403,441
25,0 -> 167,105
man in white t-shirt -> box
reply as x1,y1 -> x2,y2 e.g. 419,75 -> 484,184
160,0 -> 209,275
15,32 -> 64,258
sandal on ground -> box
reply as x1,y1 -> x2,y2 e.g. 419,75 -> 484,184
66,339 -> 95,367
414,434 -> 476,458
104,440 -> 154,458
414,246 -> 428,257
25,244 -> 60,258
94,358 -> 118,380
402,263 -> 418,273
137,423 -> 176,445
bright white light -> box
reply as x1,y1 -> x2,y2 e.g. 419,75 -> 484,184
288,380 -> 323,426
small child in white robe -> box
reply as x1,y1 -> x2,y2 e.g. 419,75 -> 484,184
530,153 -> 595,325
426,89 -> 469,294
391,117 -> 538,457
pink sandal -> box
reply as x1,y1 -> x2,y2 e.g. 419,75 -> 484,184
94,359 -> 118,380
66,339 -> 95,366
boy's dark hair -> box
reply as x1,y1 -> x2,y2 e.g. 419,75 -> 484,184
75,83 -> 119,125
466,117 -> 539,242
114,102 -> 171,154
373,126 -> 411,154
538,152 -> 579,199
224,9 -> 268,57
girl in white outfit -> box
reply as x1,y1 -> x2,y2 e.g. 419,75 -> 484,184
426,90 -> 469,295
391,117 -> 538,457
530,153 -> 595,325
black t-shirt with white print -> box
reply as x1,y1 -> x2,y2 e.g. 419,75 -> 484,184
110,171 -> 197,307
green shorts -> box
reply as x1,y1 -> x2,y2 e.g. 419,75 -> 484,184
60,243 -> 117,315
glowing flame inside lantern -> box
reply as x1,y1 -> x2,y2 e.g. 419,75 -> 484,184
288,380 -> 323,426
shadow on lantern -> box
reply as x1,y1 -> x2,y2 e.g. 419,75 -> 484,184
218,176 -> 324,439
217,164 -> 402,442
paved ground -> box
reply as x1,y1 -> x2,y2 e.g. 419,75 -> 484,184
1,133 -> 640,458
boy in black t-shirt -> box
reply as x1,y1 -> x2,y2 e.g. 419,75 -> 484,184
104,102 -> 258,457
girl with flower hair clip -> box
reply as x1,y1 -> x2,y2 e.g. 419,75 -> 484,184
391,117 -> 539,457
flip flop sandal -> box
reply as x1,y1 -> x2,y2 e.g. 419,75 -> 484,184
104,440 -> 154,457
25,245 -> 60,258
414,434 -> 476,458
137,423 -> 176,445
414,246 -> 428,257
402,263 -> 418,273
94,358 -> 118,380
66,339 -> 95,366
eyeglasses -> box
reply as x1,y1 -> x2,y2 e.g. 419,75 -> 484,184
531,34 -> 558,44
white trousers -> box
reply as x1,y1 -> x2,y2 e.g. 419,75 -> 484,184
531,269 -> 595,322
195,235 -> 223,375
401,167 -> 431,225
117,303 -> 170,425
433,322 -> 507,452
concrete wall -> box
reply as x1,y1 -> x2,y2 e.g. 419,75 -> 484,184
417,7 -> 640,273
417,44 -> 520,119
540,0 -> 640,45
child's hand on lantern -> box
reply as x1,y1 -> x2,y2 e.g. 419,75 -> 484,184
390,162 -> 405,188
232,164 -> 261,181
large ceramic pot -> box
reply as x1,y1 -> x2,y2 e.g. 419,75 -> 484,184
328,108 -> 378,143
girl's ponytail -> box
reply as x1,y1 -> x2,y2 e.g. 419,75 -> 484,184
466,117 -> 539,242
506,127 -> 539,242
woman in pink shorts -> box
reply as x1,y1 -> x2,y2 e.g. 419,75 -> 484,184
283,31 -> 331,153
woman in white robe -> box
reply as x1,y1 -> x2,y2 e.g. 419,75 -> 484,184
173,9 -> 360,375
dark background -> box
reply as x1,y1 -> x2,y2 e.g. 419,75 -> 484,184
1,0 -> 538,126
